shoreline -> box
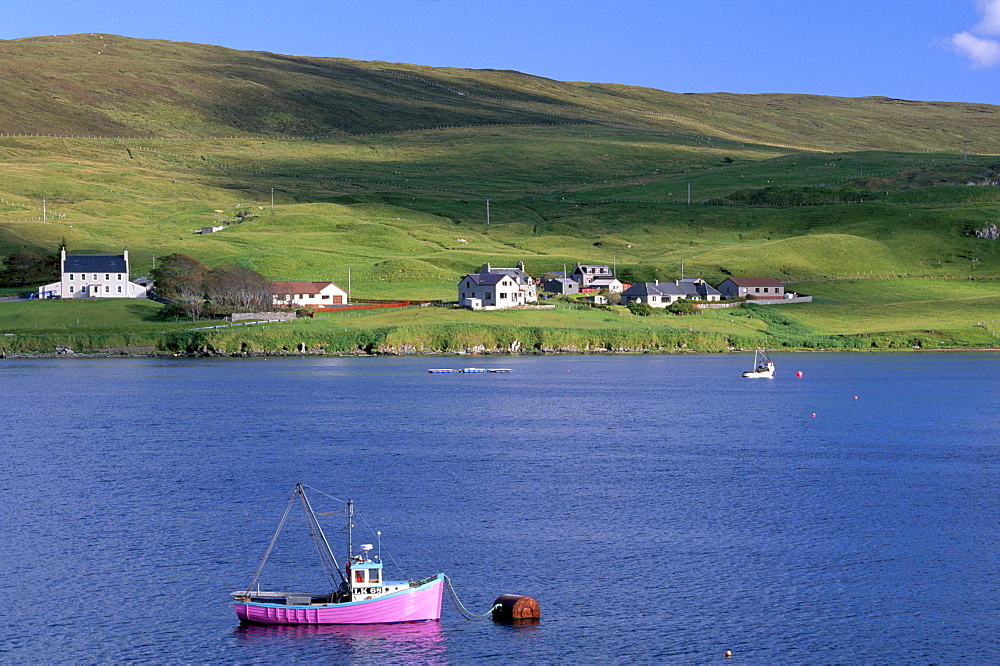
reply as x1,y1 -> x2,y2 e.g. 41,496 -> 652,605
3,346 -> 998,359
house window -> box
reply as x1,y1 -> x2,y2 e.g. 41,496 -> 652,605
105,274 -> 110,280
117,286 -> 122,293
69,274 -> 74,280
68,286 -> 74,293
93,274 -> 97,280
763,288 -> 768,293
322,295 -> 330,300
117,274 -> 122,280
105,286 -> 110,293
755,288 -> 760,293
486,292 -> 492,299
500,292 -> 507,299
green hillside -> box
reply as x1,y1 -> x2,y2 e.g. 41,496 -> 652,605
0,34 -> 998,351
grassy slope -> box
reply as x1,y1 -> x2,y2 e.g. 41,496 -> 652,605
0,34 -> 998,351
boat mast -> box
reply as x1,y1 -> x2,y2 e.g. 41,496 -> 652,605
296,483 -> 346,586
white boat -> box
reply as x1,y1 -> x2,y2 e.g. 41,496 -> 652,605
742,349 -> 775,378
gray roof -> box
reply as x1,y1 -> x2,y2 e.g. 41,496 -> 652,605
485,267 -> 531,284
675,279 -> 721,298
623,279 -> 720,299
63,254 -> 126,273
621,281 -> 687,297
460,273 -> 509,286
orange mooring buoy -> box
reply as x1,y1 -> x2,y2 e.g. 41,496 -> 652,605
491,594 -> 540,622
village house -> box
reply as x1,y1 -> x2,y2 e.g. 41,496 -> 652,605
717,277 -> 786,300
477,262 -> 537,303
269,281 -> 348,308
570,264 -> 623,293
542,277 -> 580,295
620,278 -> 722,307
620,280 -> 689,307
675,277 -> 722,301
38,247 -> 149,299
458,272 -> 523,310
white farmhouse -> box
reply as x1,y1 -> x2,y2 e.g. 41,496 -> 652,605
38,247 -> 148,299
477,262 -> 537,303
269,281 -> 348,308
458,273 -> 523,310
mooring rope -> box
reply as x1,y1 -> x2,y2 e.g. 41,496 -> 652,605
445,576 -> 501,620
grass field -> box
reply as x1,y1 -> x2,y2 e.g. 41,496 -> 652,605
1,35 -> 999,352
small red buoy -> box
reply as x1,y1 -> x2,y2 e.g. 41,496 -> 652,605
854,395 -> 858,400
795,370 -> 803,378
811,412 -> 817,418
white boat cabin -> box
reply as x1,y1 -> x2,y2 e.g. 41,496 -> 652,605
346,545 -> 410,601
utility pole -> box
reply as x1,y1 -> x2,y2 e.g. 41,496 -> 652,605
270,187 -> 275,216
613,253 -> 616,277
963,140 -> 970,165
486,199 -> 490,226
348,268 -> 352,302
42,197 -> 46,223
687,182 -> 691,204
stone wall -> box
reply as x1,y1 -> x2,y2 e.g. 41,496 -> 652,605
228,312 -> 297,322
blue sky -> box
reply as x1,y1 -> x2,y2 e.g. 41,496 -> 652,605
4,0 -> 1000,105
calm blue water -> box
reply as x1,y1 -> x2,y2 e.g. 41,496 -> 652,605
1,353 -> 998,663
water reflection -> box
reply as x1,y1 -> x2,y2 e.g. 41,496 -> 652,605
233,621 -> 447,663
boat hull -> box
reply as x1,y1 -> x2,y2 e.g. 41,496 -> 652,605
235,574 -> 445,625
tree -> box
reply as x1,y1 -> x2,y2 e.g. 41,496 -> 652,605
150,254 -> 207,301
151,254 -> 208,319
0,248 -> 59,287
204,264 -> 270,312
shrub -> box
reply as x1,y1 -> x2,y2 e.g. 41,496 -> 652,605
666,299 -> 699,315
627,301 -> 655,316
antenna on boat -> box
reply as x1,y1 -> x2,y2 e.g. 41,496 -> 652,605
347,499 -> 354,562
377,531 -> 382,561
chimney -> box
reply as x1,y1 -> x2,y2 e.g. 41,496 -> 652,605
654,279 -> 659,285
481,263 -> 491,274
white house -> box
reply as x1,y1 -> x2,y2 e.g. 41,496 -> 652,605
458,273 -> 523,310
38,247 -> 148,299
477,262 -> 537,303
570,264 -> 623,292
675,278 -> 722,301
269,281 -> 348,308
620,280 -> 688,307
621,278 -> 723,307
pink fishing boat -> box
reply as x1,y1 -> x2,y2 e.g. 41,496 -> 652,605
232,483 -> 445,625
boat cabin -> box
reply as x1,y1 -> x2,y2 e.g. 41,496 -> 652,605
346,545 -> 411,601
